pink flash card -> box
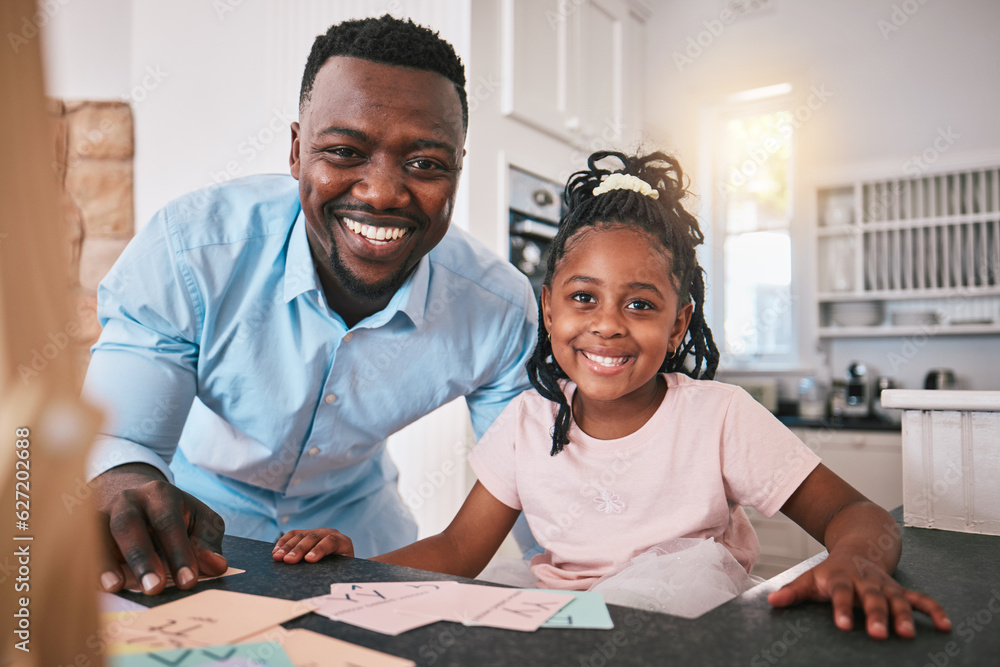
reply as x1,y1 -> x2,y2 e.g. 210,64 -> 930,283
120,589 -> 315,649
305,582 -> 458,636
394,584 -> 573,632
303,581 -> 458,617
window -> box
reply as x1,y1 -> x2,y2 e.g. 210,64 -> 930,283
706,89 -> 797,366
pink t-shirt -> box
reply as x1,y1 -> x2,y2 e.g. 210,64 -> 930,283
468,373 -> 821,590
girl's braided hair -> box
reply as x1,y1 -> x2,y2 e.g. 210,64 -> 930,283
526,150 -> 719,455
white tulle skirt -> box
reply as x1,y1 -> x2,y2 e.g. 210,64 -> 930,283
477,538 -> 763,619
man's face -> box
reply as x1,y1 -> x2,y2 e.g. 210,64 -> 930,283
290,56 -> 465,302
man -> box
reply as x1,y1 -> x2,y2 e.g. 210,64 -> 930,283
87,15 -> 537,596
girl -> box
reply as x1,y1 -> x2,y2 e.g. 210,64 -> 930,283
274,151 -> 949,639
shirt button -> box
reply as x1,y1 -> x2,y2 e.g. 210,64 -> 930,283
308,447 -> 320,456
324,394 -> 337,404
282,515 -> 290,523
342,332 -> 353,343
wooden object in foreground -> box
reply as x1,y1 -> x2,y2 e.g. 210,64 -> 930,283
1,1 -> 105,665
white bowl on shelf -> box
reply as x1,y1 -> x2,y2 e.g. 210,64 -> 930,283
891,311 -> 940,327
829,301 -> 884,327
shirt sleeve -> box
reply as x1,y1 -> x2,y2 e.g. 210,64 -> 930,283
719,387 -> 821,518
467,394 -> 524,511
82,206 -> 201,482
463,276 -> 538,440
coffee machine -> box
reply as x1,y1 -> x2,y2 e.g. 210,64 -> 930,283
843,362 -> 870,418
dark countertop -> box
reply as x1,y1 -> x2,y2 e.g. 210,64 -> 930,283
117,508 -> 999,666
777,414 -> 901,432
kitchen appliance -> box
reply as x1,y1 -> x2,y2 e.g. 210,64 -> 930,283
924,368 -> 957,390
509,166 -> 562,299
843,362 -> 870,417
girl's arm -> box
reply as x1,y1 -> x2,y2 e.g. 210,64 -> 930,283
273,481 -> 521,579
771,463 -> 951,639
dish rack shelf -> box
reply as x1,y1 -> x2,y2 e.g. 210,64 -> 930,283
816,164 -> 1000,338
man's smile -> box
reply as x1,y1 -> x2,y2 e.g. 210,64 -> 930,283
342,216 -> 412,244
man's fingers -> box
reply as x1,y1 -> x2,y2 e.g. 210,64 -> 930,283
187,492 -> 228,577
108,500 -> 166,595
142,481 -> 201,590
98,517 -> 126,592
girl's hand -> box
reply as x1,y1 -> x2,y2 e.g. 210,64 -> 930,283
272,529 -> 354,563
776,464 -> 950,639
767,550 -> 951,639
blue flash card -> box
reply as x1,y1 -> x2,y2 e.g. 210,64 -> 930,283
536,590 -> 615,629
111,642 -> 295,667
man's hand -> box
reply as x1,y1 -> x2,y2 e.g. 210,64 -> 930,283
95,463 -> 228,595
767,550 -> 951,639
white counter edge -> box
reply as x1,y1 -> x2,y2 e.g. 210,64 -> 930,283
881,389 -> 1000,411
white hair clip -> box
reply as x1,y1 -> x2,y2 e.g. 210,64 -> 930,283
592,172 -> 659,200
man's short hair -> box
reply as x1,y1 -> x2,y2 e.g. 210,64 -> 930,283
299,14 -> 468,131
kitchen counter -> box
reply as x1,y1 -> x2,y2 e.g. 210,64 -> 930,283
117,508 -> 999,666
778,415 -> 901,431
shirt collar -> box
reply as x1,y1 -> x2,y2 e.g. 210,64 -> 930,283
282,208 -> 432,329
397,254 -> 430,328
283,209 -> 323,303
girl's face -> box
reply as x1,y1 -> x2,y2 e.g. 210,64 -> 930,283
541,224 -> 693,409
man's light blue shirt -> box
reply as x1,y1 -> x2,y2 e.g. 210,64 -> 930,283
84,174 -> 537,556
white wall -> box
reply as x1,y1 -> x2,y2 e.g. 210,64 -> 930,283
40,0 -> 133,100
642,0 -> 1000,391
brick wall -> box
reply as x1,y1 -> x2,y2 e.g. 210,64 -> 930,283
50,100 -> 134,376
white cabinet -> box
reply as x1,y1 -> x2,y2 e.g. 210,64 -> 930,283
748,428 -> 903,578
816,165 -> 1000,339
500,0 -> 646,149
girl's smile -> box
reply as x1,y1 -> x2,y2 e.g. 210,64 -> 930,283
541,224 -> 692,439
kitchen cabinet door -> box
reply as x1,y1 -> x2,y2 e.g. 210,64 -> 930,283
502,0 -> 574,141
749,428 -> 903,579
792,427 -> 903,511
501,0 -> 645,148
